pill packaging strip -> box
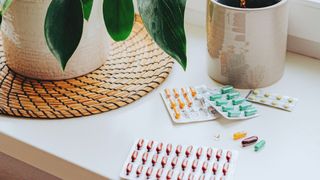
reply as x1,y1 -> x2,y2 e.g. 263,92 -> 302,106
246,89 -> 298,112
160,86 -> 220,123
120,139 -> 238,180
205,86 -> 259,120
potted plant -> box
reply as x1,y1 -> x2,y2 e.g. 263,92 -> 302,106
0,0 -> 187,80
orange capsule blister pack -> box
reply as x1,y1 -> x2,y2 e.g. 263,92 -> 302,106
120,139 -> 239,180
160,85 -> 220,123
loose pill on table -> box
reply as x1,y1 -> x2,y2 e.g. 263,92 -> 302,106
242,136 -> 258,147
137,139 -> 144,150
169,98 -> 176,109
182,159 -> 188,170
212,162 -> 218,175
232,97 -> 245,105
152,154 -> 158,166
142,152 -> 148,164
190,87 -> 197,97
156,143 -> 163,154
146,167 -> 153,178
216,100 -> 228,106
239,102 -> 252,111
166,144 -> 172,155
221,85 -> 234,94
196,147 -> 203,159
131,150 -> 138,162
228,110 -> 241,117
216,149 -> 222,161
207,148 -> 213,160
210,94 -> 222,101
185,96 -> 193,107
222,105 -> 234,112
202,161 -> 208,173
126,163 -> 133,175
226,151 -> 232,162
173,107 -> 181,119
244,107 -> 257,117
165,88 -> 171,98
222,163 -> 229,176
177,98 -> 185,109
177,172 -> 184,180
192,160 -> 198,171
186,145 -> 193,157
233,131 -> 247,140
173,88 -> 179,98
136,165 -> 143,177
147,140 -> 154,152
227,92 -> 240,100
254,140 -> 266,152
161,156 -> 168,167
166,170 -> 174,179
181,88 -> 188,97
156,168 -> 164,179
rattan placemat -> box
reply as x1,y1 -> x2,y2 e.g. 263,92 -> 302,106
0,19 -> 174,119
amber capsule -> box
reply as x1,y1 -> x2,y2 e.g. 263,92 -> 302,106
126,163 -> 133,175
196,147 -> 203,159
181,88 -> 188,97
147,140 -> 154,152
166,144 -> 172,155
185,96 -> 193,107
173,107 -> 181,119
173,88 -> 179,98
186,145 -> 193,157
169,98 -> 176,109
216,149 -> 222,161
156,143 -> 163,154
137,139 -> 144,150
152,154 -> 158,166
131,150 -> 138,162
177,98 -> 185,109
190,87 -> 197,97
136,165 -> 143,177
176,145 -> 182,156
165,88 -> 171,98
146,167 -> 153,178
156,168 -> 164,179
161,156 -> 168,167
142,152 -> 148,164
222,163 -> 229,176
207,148 -> 213,160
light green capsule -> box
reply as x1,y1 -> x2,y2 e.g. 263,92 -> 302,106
227,92 -> 240,100
254,140 -> 266,152
228,110 -> 241,117
210,94 -> 222,101
222,105 -> 234,112
239,102 -> 252,111
232,98 -> 245,105
216,100 -> 228,106
221,86 -> 234,94
245,107 -> 257,117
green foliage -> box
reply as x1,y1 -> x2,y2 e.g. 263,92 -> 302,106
103,0 -> 134,41
81,0 -> 93,21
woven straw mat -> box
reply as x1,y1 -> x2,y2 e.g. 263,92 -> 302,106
0,20 -> 174,119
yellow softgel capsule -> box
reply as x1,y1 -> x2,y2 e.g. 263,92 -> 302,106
177,98 -> 185,109
173,88 -> 179,98
173,107 -> 181,119
181,88 -> 187,98
185,96 -> 193,107
190,87 -> 197,97
165,88 -> 171,98
169,98 -> 176,109
233,131 -> 247,140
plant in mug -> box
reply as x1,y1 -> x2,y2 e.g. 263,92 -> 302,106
0,0 -> 187,70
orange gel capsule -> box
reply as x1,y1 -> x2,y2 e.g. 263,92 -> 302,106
169,98 -> 176,109
181,88 -> 188,97
173,107 -> 181,119
173,88 -> 179,98
165,88 -> 171,98
185,96 -> 193,107
177,98 -> 185,109
190,87 -> 197,97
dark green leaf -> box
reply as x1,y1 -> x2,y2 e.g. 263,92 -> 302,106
1,0 -> 13,14
81,0 -> 93,21
45,0 -> 84,70
103,0 -> 134,41
138,0 -> 187,70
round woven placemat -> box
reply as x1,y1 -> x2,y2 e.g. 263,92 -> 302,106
0,19 -> 174,119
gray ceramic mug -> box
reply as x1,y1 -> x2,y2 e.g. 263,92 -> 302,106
206,0 -> 288,89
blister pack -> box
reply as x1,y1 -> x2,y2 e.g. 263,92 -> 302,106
120,139 -> 239,180
246,89 -> 298,111
206,86 -> 259,120
160,86 -> 219,123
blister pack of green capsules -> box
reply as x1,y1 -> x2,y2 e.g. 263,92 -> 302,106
206,86 -> 259,120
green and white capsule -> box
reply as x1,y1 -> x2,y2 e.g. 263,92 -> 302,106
239,102 -> 252,111
221,86 -> 234,94
232,98 -> 245,105
216,100 -> 228,106
245,107 -> 257,117
222,105 -> 234,112
227,92 -> 240,100
210,94 -> 222,101
228,110 -> 241,117
254,140 -> 266,152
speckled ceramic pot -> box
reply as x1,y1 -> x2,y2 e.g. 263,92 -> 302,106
1,0 -> 109,80
206,0 -> 288,88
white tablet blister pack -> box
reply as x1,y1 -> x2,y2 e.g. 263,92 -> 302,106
246,89 -> 298,112
120,139 -> 239,180
160,86 -> 219,123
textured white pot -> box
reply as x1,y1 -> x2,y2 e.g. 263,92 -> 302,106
1,0 -> 109,80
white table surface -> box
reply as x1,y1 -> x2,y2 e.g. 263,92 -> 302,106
1,24 -> 320,180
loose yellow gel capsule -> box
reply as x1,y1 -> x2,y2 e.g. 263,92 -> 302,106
169,98 -> 176,109
165,88 -> 171,98
177,98 -> 185,109
181,88 -> 187,98
173,107 -> 181,119
233,132 -> 247,140
190,87 -> 197,97
173,88 -> 179,98
185,96 -> 193,107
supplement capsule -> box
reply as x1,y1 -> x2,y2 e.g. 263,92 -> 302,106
216,149 -> 222,161
242,136 -> 258,147
222,105 -> 234,112
288,98 -> 294,103
264,93 -> 270,97
190,87 -> 197,97
137,139 -> 144,150
207,148 -> 213,160
171,157 -> 178,169
227,92 -> 240,100
131,150 -> 138,162
156,143 -> 163,154
202,161 -> 208,173
253,89 -> 260,95
245,107 -> 257,117
182,159 -> 188,170
176,145 -> 182,156
126,163 -> 133,175
188,173 -> 195,180
276,95 -> 282,100
199,174 -> 206,180
271,101 -> 278,106
177,98 -> 185,109
212,162 -> 218,175
152,154 -> 158,166
196,147 -> 203,159
165,88 -> 171,98
185,145 -> 193,157
254,140 -> 266,152
228,110 -> 241,118
169,98 -> 176,109
216,100 -> 228,106
173,107 -> 181,119
233,131 -> 247,140
283,104 -> 290,109
210,94 -> 222,101
221,85 -> 233,94
192,160 -> 198,172
166,144 -> 172,155
156,168 -> 164,179
177,172 -> 184,180
232,98 -> 245,105
136,165 -> 143,177
208,106 -> 217,115
147,140 -> 154,152
239,102 -> 252,111
226,151 -> 232,162
173,88 -> 179,98
181,88 -> 188,97
161,156 -> 168,167
142,152 -> 148,164
260,99 -> 267,103
146,167 -> 153,178
185,96 -> 193,107
222,163 -> 229,176
166,170 -> 174,179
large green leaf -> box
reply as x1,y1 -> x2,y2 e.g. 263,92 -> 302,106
81,0 -> 93,21
138,0 -> 187,70
103,0 -> 134,41
1,0 -> 13,14
45,0 -> 84,70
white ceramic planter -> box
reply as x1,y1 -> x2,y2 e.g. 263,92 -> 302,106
1,0 -> 109,80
